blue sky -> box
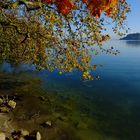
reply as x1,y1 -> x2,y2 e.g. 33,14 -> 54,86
127,0 -> 140,33
109,0 -> 140,39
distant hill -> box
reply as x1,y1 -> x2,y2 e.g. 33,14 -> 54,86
120,33 -> 140,40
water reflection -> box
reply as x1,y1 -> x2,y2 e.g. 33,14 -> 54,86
125,40 -> 140,47
0,63 -> 35,73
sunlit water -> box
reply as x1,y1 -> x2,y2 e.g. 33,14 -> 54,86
1,40 -> 140,140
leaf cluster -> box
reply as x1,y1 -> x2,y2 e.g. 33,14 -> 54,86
0,0 -> 130,79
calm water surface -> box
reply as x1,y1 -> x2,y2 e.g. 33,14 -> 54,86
1,40 -> 140,140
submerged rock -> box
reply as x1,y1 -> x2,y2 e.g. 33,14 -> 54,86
0,107 -> 10,113
8,100 -> 16,109
45,121 -> 52,127
21,130 -> 29,137
36,132 -> 41,140
9,130 -> 41,140
0,98 -> 16,113
41,121 -> 52,127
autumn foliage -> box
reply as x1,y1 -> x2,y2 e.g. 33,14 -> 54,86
0,0 -> 130,79
86,0 -> 119,17
41,0 -> 52,4
41,0 -> 120,17
55,0 -> 74,15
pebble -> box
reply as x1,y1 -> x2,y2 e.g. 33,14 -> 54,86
45,121 -> 52,127
36,132 -> 41,140
0,107 -> 9,113
8,100 -> 16,109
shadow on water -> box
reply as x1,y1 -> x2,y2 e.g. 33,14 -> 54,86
125,40 -> 140,47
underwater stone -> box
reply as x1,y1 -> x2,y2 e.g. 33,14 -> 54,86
41,121 -> 52,127
36,132 -> 41,140
21,130 -> 29,136
45,121 -> 52,127
0,107 -> 9,113
8,100 -> 16,109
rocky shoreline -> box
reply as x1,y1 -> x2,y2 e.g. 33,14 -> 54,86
0,73 -> 84,140
0,72 -> 95,140
0,96 -> 42,140
0,92 -> 82,140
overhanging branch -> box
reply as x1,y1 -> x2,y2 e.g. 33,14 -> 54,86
0,1 -> 55,11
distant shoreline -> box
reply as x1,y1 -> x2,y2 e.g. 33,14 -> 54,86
120,40 -> 140,41
120,33 -> 140,40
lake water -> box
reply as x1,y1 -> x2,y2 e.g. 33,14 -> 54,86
1,40 -> 140,140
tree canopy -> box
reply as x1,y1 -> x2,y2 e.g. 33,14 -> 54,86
0,0 -> 130,79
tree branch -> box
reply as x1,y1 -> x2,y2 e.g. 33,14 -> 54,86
0,1 -> 55,11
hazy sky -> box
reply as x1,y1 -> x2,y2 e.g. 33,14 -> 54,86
127,0 -> 140,33
109,0 -> 140,39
